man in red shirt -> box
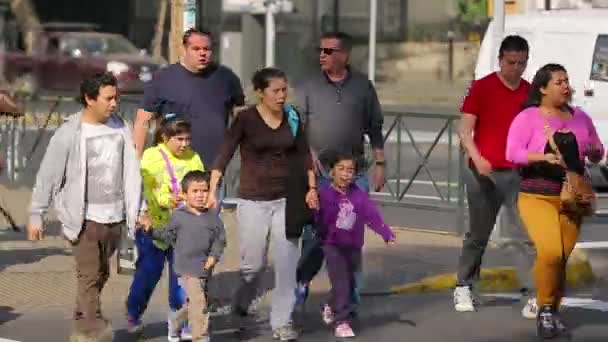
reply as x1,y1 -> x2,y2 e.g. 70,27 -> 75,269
454,35 -> 534,315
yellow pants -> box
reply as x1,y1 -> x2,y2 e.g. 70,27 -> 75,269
518,193 -> 580,308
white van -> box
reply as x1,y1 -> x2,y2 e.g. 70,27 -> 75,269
476,9 -> 608,187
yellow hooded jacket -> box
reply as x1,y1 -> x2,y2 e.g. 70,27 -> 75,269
141,143 -> 204,249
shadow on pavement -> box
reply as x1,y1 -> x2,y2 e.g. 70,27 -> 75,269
0,306 -> 20,326
0,247 -> 70,273
562,307 -> 608,331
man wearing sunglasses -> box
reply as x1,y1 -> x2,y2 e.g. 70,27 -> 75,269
294,31 -> 385,310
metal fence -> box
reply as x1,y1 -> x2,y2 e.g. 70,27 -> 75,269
0,97 -> 466,234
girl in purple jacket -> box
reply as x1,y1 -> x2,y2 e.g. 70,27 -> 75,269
315,152 -> 396,338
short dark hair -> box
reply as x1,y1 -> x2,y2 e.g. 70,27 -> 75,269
78,72 -> 117,106
321,31 -> 353,51
252,67 -> 287,92
182,28 -> 213,47
329,150 -> 356,170
498,35 -> 529,58
181,170 -> 210,193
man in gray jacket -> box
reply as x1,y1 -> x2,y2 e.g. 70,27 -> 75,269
27,72 -> 143,341
294,31 -> 386,306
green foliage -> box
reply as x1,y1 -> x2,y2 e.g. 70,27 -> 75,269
457,0 -> 488,24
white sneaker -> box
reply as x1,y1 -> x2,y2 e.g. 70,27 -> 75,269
453,286 -> 475,312
521,297 -> 538,319
272,322 -> 299,341
180,321 -> 192,341
167,311 -> 180,342
322,304 -> 334,325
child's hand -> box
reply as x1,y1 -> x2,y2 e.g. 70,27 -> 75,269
169,193 -> 185,209
137,213 -> 152,232
305,188 -> 319,210
203,256 -> 216,271
386,238 -> 396,246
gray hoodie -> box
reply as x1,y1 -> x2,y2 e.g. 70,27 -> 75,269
151,206 -> 226,278
29,111 -> 143,241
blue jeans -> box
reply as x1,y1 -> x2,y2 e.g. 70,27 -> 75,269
126,230 -> 185,319
297,173 -> 369,304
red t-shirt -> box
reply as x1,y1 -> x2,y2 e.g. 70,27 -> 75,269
460,72 -> 530,169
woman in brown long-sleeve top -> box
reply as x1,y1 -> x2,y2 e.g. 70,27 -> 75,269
206,68 -> 317,341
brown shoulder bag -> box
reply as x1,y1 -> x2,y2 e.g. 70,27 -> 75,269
543,122 -> 596,220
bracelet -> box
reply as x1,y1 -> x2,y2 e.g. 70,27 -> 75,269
375,160 -> 386,166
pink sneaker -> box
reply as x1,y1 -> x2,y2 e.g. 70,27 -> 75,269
334,322 -> 355,338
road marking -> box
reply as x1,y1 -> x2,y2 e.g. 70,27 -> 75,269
372,192 -> 458,202
383,130 -> 454,144
484,294 -> 608,312
386,179 -> 459,187
575,241 -> 608,249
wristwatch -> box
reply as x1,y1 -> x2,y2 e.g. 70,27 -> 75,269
375,160 -> 386,166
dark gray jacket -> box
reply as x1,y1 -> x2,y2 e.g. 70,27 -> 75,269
152,206 -> 226,278
295,68 -> 384,168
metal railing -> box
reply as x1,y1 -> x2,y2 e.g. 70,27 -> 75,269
1,98 -> 467,234
0,96 -> 141,187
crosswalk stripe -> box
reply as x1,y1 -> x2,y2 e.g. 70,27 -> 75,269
484,293 -> 608,312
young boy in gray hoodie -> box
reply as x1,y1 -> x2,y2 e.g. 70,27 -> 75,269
26,72 -> 144,341
141,170 -> 226,342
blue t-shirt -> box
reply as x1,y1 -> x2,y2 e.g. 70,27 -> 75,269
141,63 -> 244,165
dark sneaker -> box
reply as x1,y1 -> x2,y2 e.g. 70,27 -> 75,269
537,306 -> 558,339
553,312 -> 570,335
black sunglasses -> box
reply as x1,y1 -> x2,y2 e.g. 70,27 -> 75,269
317,47 -> 341,55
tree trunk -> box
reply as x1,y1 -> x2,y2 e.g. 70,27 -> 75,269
10,0 -> 42,55
169,0 -> 184,64
151,0 -> 168,63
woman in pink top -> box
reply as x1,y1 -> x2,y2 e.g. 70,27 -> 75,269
506,64 -> 604,339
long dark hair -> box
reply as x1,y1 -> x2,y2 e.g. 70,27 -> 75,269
153,114 -> 192,145
522,63 -> 568,110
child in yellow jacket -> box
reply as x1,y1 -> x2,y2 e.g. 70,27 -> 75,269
126,113 -> 204,340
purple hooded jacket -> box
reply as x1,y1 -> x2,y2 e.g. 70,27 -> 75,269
315,183 -> 395,249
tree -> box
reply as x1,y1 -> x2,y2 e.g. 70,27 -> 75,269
457,0 -> 487,24
10,0 -> 42,55
169,0 -> 184,64
151,0 -> 169,63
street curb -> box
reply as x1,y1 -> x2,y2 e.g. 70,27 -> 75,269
363,248 -> 595,296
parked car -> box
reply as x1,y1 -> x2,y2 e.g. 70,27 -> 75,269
2,23 -> 166,95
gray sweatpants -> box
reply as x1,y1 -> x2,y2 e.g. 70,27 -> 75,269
232,198 -> 299,330
456,167 -> 535,291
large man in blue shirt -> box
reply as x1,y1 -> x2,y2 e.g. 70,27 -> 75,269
133,28 -> 244,164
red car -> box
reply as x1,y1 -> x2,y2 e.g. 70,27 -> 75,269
2,25 -> 165,95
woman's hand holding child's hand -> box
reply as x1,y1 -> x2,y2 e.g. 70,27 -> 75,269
136,212 -> 153,232
305,188 -> 319,210
204,256 -> 216,271
169,191 -> 184,209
